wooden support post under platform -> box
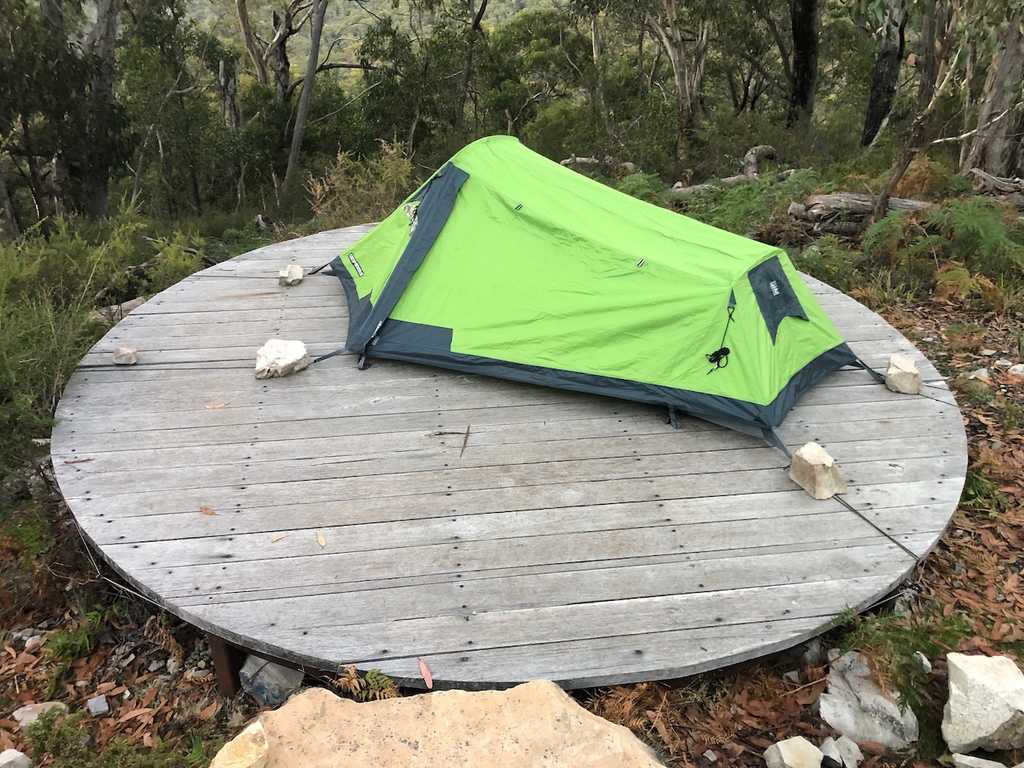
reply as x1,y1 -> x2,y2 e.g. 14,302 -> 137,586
206,632 -> 245,697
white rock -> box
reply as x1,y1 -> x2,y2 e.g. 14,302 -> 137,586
885,353 -> 921,394
913,651 -> 932,674
12,701 -> 67,729
277,264 -> 304,287
211,683 -> 664,767
819,651 -> 919,750
86,694 -> 109,716
240,656 -> 304,707
819,737 -> 842,764
995,358 -> 1013,369
702,749 -> 718,763
254,339 -> 310,380
952,755 -> 1009,768
112,345 -> 138,365
23,635 -> 44,654
1008,363 -> 1024,378
764,736 -> 823,768
942,653 -> 1024,753
980,349 -> 997,356
967,368 -> 992,383
210,720 -> 269,768
0,749 -> 32,768
833,736 -> 863,767
166,656 -> 182,676
788,442 -> 847,500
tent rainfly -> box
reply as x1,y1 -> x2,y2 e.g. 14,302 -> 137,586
321,136 -> 867,444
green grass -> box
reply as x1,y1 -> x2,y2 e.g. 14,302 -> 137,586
961,467 -> 1008,514
28,710 -> 217,768
46,610 -> 106,661
0,501 -> 55,565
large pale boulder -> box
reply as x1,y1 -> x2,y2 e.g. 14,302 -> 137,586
818,651 -> 918,750
764,736 -> 822,768
255,340 -> 310,379
210,721 -> 269,768
211,682 -> 664,768
819,736 -> 862,768
789,442 -> 847,500
942,653 -> 1024,753
884,353 -> 921,394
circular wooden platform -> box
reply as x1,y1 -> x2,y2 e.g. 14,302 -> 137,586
51,225 -> 967,689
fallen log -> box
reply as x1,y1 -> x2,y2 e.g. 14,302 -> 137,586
669,146 -> 785,198
559,155 -> 637,176
968,168 -> 1024,195
796,193 -> 933,221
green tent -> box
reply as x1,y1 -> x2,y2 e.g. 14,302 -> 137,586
323,136 -> 862,442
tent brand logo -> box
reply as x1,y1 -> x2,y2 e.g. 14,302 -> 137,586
347,252 -> 365,277
769,280 -> 781,297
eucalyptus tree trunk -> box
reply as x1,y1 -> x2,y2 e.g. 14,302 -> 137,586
590,11 -> 613,142
235,0 -> 269,85
269,9 -> 294,105
786,0 -> 819,124
645,1 -> 709,166
960,20 -> 1024,177
282,0 -> 328,202
861,0 -> 906,146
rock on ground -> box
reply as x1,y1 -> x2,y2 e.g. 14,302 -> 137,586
951,755 -> 1012,768
942,653 -> 1024,753
884,353 -> 921,394
818,651 -> 919,750
211,720 -> 268,768
277,264 -> 304,286
0,749 -> 32,768
1008,363 -> 1024,378
86,694 -> 109,716
239,657 -> 304,708
789,442 -> 847,499
254,339 -> 310,379
12,701 -> 67,729
819,736 -> 862,768
211,682 -> 665,768
764,736 -> 823,768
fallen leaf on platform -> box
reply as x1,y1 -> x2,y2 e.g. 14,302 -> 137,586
271,533 -> 287,543
205,401 -> 227,409
199,506 -> 216,516
418,657 -> 433,689
63,457 -> 94,465
316,531 -> 326,548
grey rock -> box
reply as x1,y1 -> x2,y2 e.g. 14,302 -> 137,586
0,749 -> 33,768
86,695 -> 109,716
1008,363 -> 1024,378
148,659 -> 165,673
913,651 -> 932,674
967,368 -> 991,383
980,349 -> 997,357
764,736 -> 823,768
12,701 -> 67,729
801,638 -> 825,667
702,749 -> 718,763
995,358 -> 1013,369
952,755 -> 1008,768
819,651 -> 918,750
942,653 -> 1024,753
240,656 -> 304,707
166,656 -> 181,676
819,737 -> 842,764
833,736 -> 863,768
112,345 -> 138,365
783,670 -> 801,684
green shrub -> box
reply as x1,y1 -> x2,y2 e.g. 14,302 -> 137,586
614,172 -> 669,205
306,142 -> 416,228
793,236 -> 866,291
